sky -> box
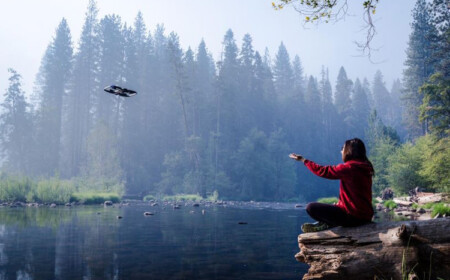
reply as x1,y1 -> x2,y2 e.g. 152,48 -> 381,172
0,0 -> 416,98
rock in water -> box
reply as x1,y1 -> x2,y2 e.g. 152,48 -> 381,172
104,201 -> 113,206
144,212 -> 154,216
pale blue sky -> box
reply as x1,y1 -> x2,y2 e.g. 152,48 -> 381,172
0,0 -> 416,98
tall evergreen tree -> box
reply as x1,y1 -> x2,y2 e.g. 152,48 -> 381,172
217,29 -> 240,153
389,79 -> 406,139
61,0 -> 100,177
273,42 -> 294,100
351,78 -> 371,140
372,70 -> 392,125
403,0 -> 438,139
0,69 -> 32,173
34,18 -> 73,176
96,14 -> 124,132
334,66 -> 353,139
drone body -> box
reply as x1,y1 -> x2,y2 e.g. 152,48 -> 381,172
104,85 -> 137,97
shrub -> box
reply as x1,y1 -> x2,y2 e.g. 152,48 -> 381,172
431,203 -> 450,217
162,194 -> 203,202
0,175 -> 33,202
34,178 -> 75,204
383,200 -> 397,210
70,192 -> 120,204
317,197 -> 339,204
206,190 -> 219,202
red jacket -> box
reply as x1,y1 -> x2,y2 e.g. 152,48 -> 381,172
304,159 -> 374,221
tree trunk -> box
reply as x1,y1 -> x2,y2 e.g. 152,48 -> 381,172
295,218 -> 450,280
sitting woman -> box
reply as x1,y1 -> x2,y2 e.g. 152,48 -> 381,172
289,138 -> 374,232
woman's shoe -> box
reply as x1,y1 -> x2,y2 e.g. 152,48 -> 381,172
301,221 -> 331,233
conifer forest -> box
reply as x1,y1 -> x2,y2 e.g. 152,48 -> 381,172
0,0 -> 448,203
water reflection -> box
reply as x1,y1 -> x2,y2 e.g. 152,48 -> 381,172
0,205 -> 309,280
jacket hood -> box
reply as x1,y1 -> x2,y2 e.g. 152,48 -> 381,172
346,160 -> 374,175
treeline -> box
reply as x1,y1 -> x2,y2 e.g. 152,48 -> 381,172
0,0 -> 447,201
369,0 -> 449,195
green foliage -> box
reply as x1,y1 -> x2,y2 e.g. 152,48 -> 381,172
422,202 -> 435,210
70,192 -> 120,204
81,122 -> 125,195
317,197 -> 338,204
0,175 -> 33,202
206,190 -> 219,202
417,136 -> 450,192
372,197 -> 380,208
383,200 -> 398,210
387,141 -> 428,195
33,178 -> 75,204
162,194 -> 203,202
431,203 -> 450,217
420,72 -> 450,138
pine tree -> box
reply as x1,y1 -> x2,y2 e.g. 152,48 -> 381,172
96,14 -> 124,131
334,66 -> 353,114
403,0 -> 438,139
334,66 -> 353,138
34,18 -> 73,176
292,55 -> 305,100
217,29 -> 240,152
372,70 -> 392,125
351,78 -> 371,140
0,69 -> 32,173
238,33 -> 256,134
429,0 -> 449,77
61,0 -> 100,177
273,42 -> 294,100
389,79 -> 406,139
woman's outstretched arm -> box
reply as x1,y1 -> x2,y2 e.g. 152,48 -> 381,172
303,159 -> 348,180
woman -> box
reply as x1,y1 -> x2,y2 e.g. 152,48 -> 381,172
289,138 -> 374,233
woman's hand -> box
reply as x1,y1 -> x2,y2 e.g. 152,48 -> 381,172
289,153 -> 305,162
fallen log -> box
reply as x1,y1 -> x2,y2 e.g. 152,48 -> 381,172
295,218 -> 450,280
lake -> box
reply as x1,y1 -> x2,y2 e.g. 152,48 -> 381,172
0,202 -> 310,279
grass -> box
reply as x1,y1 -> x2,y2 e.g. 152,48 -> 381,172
206,190 -> 219,202
383,200 -> 398,210
317,197 -> 339,204
0,173 -> 123,205
70,192 -> 120,204
162,194 -> 203,202
430,203 -> 450,217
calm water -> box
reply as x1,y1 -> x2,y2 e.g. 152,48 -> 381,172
0,203 -> 310,280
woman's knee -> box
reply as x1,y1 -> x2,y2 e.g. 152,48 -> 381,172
306,202 -> 319,215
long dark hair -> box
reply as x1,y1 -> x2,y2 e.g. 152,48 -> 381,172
342,138 -> 374,176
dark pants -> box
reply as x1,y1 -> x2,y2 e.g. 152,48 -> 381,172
306,202 -> 371,227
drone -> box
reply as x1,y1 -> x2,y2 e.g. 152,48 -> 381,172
104,85 -> 137,97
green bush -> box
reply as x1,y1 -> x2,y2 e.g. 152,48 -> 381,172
70,192 -> 120,204
206,190 -> 219,202
34,178 -> 75,204
387,141 -> 427,196
431,203 -> 450,217
421,202 -> 436,209
0,176 -> 33,202
418,136 -> 450,193
383,200 -> 398,210
317,197 -> 339,204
